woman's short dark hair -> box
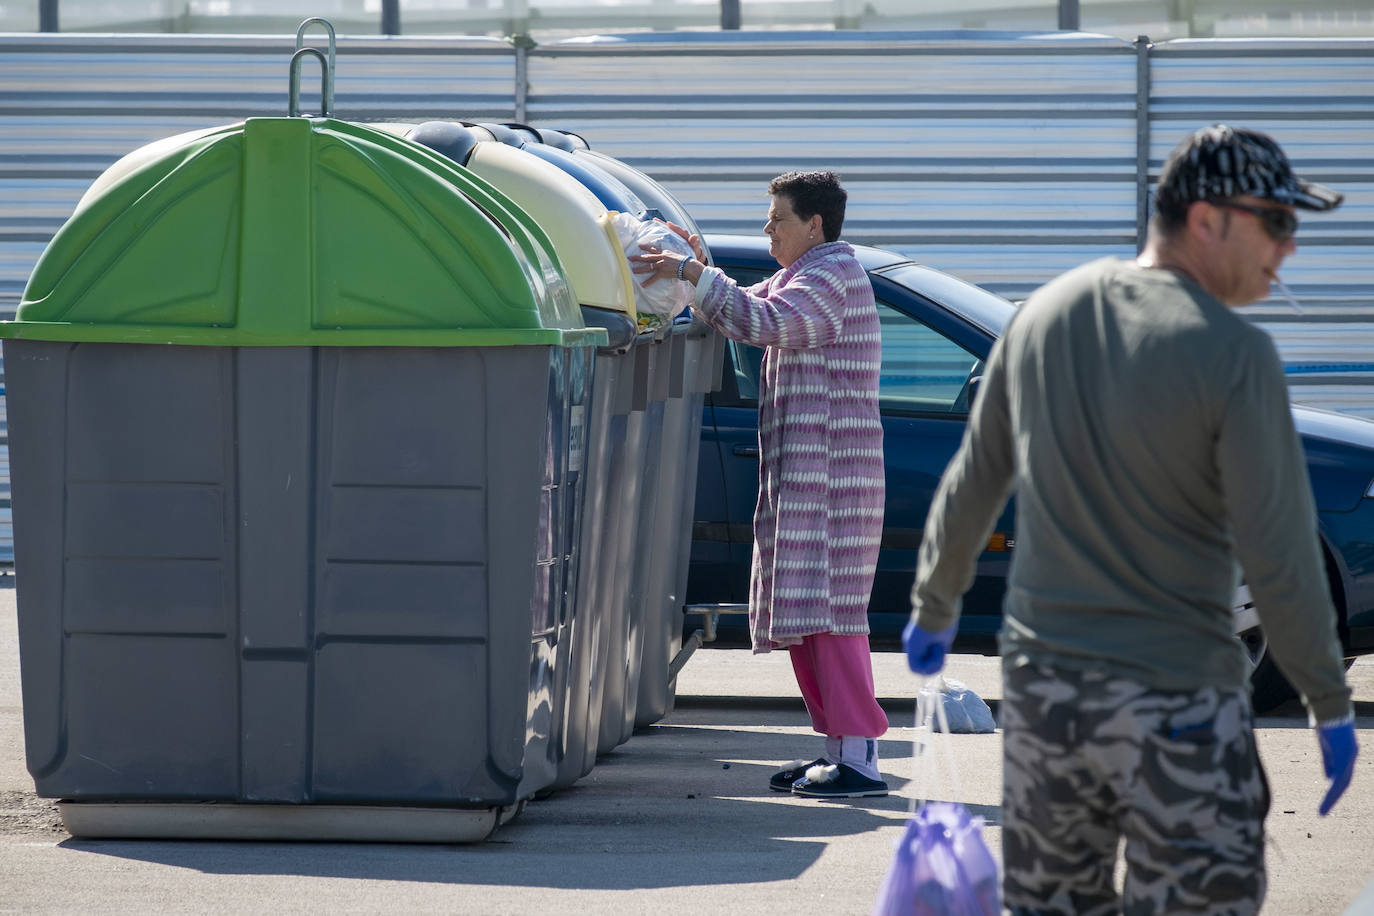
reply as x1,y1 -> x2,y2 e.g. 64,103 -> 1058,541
768,170 -> 847,242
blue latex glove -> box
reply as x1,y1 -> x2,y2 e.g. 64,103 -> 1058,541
902,620 -> 957,675
1318,720 -> 1358,816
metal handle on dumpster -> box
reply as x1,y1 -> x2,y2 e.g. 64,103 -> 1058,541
295,17 -> 336,115
288,48 -> 330,118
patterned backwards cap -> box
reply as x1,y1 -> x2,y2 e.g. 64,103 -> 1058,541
1156,124 -> 1342,212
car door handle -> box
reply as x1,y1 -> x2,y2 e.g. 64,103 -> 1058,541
732,445 -> 760,458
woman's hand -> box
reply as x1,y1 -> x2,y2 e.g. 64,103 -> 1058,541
628,243 -> 674,287
661,219 -> 707,262
630,241 -> 704,287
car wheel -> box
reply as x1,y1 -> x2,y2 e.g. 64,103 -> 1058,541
1243,637 -> 1297,713
1233,582 -> 1297,713
1233,574 -> 1351,715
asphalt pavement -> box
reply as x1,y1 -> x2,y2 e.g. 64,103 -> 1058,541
1,582 -> 1372,915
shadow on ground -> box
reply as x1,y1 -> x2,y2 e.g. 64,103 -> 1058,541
37,720 -> 996,890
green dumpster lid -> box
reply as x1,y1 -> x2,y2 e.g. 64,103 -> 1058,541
2,117 -> 605,348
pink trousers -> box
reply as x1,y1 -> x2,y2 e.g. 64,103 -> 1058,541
788,633 -> 889,739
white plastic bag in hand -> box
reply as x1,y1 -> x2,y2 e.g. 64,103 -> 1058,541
610,211 -> 695,321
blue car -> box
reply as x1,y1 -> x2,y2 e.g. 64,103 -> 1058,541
686,234 -> 1374,711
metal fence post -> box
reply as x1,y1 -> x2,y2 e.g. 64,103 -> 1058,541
513,35 -> 532,122
39,0 -> 59,31
1058,0 -> 1079,30
721,0 -> 740,30
1135,34 -> 1152,253
381,0 -> 400,35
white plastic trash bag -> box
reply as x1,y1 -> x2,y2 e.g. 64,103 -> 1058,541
917,676 -> 996,734
611,211 -> 695,324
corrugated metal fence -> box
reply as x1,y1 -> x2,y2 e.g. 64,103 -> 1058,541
2,29 -> 1373,563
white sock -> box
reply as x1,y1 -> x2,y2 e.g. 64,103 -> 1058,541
824,735 -> 841,764
839,736 -> 882,782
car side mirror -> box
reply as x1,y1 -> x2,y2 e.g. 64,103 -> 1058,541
966,375 -> 982,408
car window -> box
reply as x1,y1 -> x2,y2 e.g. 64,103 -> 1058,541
731,340 -> 764,400
713,262 -> 983,414
874,262 -> 1015,336
716,266 -> 772,402
876,302 -> 983,414
720,302 -> 982,416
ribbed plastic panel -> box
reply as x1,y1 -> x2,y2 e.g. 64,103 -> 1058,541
529,31 -> 1141,300
1151,40 -> 1374,313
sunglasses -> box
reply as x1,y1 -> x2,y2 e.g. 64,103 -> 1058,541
1210,200 -> 1299,242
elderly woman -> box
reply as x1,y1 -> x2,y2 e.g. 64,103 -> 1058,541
634,171 -> 889,799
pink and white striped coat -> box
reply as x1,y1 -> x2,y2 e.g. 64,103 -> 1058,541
694,241 -> 885,652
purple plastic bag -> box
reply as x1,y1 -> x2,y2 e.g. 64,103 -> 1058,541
872,801 -> 1000,916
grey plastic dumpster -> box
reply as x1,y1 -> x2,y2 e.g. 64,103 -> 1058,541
455,131 -> 649,791
403,120 -> 696,760
471,135 -> 670,755
554,307 -> 638,787
634,315 -> 722,728
558,147 -> 723,732
497,129 -> 726,736
1,116 -> 606,842
595,324 -> 673,753
403,121 -> 656,784
563,147 -> 722,732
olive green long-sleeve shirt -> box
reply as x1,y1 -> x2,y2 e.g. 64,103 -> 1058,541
911,258 -> 1352,723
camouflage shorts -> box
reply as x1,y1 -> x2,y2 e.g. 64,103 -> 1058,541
1001,664 -> 1269,916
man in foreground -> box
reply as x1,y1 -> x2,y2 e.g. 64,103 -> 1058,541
903,125 -> 1359,914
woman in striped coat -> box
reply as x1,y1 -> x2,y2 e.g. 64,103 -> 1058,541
634,171 -> 889,799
